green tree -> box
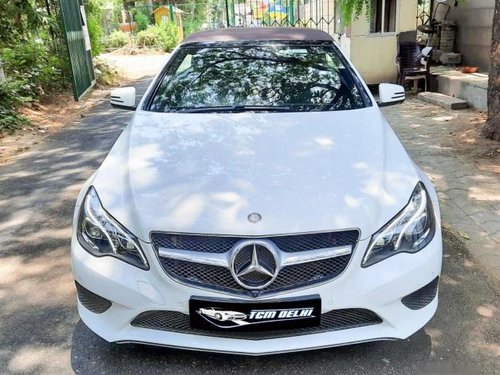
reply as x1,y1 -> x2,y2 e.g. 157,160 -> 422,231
337,0 -> 372,24
176,0 -> 211,36
0,0 -> 53,45
85,0 -> 104,56
0,0 -> 71,132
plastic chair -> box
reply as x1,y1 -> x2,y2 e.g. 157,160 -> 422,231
397,41 -> 431,93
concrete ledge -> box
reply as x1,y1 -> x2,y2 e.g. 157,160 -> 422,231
430,69 -> 488,110
418,92 -> 469,110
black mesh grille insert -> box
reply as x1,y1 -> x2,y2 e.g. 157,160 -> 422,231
160,255 -> 351,296
271,256 -> 350,290
150,230 -> 360,254
152,230 -> 359,296
131,309 -> 382,340
161,259 -> 241,292
401,277 -> 439,310
75,282 -> 112,314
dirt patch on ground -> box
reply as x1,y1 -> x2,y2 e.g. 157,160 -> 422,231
442,224 -> 474,261
106,45 -> 166,56
99,52 -> 170,81
0,86 -> 116,167
404,97 -> 500,175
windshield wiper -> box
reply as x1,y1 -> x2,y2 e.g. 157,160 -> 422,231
173,105 -> 293,113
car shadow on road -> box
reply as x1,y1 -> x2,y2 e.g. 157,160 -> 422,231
70,319 -> 433,374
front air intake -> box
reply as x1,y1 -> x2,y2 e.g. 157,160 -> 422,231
75,282 -> 112,314
401,277 -> 439,310
131,308 -> 382,340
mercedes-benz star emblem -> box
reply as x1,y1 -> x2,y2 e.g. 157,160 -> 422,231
231,241 -> 278,290
247,212 -> 262,223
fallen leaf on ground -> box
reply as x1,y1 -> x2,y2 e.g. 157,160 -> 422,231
457,231 -> 470,240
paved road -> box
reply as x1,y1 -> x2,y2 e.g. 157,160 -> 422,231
0,79 -> 498,374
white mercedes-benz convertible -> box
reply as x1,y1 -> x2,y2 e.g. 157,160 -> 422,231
72,27 -> 442,355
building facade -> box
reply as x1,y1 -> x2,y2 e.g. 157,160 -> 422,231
434,0 -> 494,71
231,0 -> 419,84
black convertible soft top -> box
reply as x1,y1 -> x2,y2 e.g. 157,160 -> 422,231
181,27 -> 334,45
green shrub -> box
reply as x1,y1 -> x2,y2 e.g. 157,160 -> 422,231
102,30 -> 130,50
161,22 -> 180,52
133,9 -> 151,32
0,106 -> 29,134
1,38 -> 70,96
136,26 -> 163,48
184,19 -> 203,37
0,80 -> 30,133
87,15 -> 103,56
85,0 -> 104,56
93,57 -> 121,86
136,23 -> 179,52
0,1 -> 71,134
0,37 -> 70,133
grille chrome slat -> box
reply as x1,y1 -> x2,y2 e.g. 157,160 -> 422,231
158,245 -> 352,268
158,248 -> 231,267
281,245 -> 352,266
151,230 -> 360,296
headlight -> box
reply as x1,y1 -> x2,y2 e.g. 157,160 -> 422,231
77,187 -> 149,270
362,182 -> 436,267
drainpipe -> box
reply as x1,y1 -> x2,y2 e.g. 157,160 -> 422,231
225,0 -> 231,27
0,58 -> 5,83
169,3 -> 175,22
288,0 -> 295,26
146,0 -> 153,15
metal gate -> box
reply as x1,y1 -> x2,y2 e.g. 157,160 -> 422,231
59,0 -> 95,100
224,0 -> 338,35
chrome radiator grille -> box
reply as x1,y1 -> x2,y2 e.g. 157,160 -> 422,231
151,230 -> 359,296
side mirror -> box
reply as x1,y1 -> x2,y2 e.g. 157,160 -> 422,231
378,83 -> 405,107
110,87 -> 137,110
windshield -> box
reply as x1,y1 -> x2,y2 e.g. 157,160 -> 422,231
147,42 -> 371,113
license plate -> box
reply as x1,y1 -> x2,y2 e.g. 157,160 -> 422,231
189,295 -> 321,331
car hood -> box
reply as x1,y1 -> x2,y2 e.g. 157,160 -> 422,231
92,108 -> 419,242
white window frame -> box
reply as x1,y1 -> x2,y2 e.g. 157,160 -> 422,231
368,0 -> 399,36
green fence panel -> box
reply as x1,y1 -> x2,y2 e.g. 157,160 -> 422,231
109,1 -> 337,49
59,0 -> 95,100
224,0 -> 336,34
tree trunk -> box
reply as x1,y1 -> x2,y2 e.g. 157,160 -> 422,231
482,0 -> 500,141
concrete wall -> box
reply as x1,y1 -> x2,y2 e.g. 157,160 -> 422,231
346,0 -> 418,84
298,0 -> 418,84
435,0 -> 494,70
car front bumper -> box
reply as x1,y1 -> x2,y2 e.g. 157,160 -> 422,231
71,229 -> 442,355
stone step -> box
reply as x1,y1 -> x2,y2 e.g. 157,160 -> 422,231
430,69 -> 488,110
418,92 -> 469,110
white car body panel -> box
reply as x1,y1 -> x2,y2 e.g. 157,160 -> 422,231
92,108 -> 422,242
